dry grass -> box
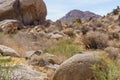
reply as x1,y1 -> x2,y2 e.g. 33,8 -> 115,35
0,35 -> 27,57
0,31 -> 59,57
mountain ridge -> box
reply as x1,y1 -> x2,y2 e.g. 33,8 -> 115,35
60,9 -> 101,23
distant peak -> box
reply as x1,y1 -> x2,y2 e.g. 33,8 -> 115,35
60,9 -> 101,23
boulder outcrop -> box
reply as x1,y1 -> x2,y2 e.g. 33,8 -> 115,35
0,19 -> 21,34
0,45 -> 20,57
0,0 -> 47,25
53,53 -> 100,80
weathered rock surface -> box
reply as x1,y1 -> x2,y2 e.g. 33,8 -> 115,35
53,53 -> 100,80
26,53 -> 61,67
0,45 -> 20,57
0,19 -> 21,34
25,50 -> 43,59
30,25 -> 45,33
10,64 -> 47,80
48,33 -> 63,39
42,53 -> 62,65
0,0 -> 47,25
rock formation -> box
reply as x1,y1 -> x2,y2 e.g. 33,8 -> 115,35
0,0 -> 47,25
53,53 -> 100,80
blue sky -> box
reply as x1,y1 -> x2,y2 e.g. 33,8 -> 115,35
44,0 -> 120,21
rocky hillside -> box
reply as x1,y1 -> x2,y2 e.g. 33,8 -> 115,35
83,6 -> 120,39
60,9 -> 101,23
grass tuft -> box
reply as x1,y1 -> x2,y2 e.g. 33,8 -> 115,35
47,38 -> 84,58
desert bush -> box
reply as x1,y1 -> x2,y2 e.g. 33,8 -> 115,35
109,32 -> 120,40
92,56 -> 120,80
72,18 -> 82,27
83,31 -> 109,49
104,47 -> 120,60
113,9 -> 119,15
47,38 -> 83,58
63,28 -> 75,37
96,22 -> 103,27
81,26 -> 90,35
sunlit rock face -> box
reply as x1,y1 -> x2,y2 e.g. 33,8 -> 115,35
0,0 -> 47,25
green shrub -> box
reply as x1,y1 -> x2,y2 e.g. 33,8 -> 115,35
92,57 -> 120,80
83,31 -> 109,49
47,38 -> 83,58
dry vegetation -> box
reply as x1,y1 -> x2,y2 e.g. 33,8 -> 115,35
83,31 -> 109,49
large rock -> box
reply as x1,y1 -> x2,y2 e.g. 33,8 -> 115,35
53,53 -> 100,80
0,0 -> 47,25
0,19 -> 21,34
0,45 -> 20,57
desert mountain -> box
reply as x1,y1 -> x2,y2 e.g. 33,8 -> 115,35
60,9 -> 101,23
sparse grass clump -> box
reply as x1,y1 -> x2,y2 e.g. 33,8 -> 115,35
83,31 -> 109,49
47,38 -> 84,58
